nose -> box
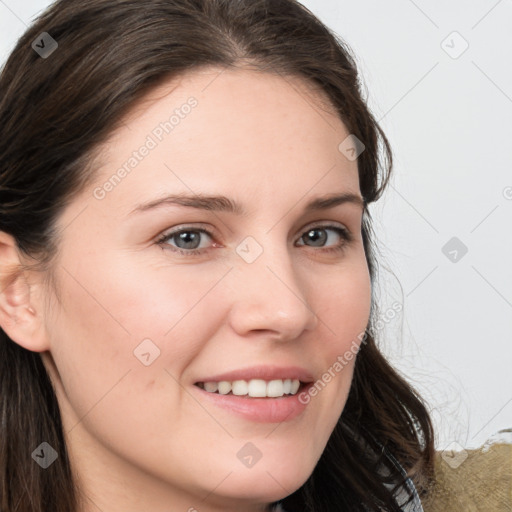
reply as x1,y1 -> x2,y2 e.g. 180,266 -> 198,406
227,240 -> 319,342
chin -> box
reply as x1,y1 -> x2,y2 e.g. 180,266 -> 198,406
220,461 -> 311,502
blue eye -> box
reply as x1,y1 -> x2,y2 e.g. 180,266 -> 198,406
156,227 -> 214,256
156,224 -> 352,257
296,226 -> 352,252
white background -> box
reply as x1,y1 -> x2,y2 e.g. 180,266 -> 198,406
1,0 -> 511,451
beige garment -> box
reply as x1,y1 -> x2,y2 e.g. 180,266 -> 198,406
422,443 -> 512,512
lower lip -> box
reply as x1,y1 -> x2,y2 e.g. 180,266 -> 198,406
191,383 -> 314,423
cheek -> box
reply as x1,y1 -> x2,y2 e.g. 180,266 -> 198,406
47,251 -> 229,408
45,260 -> 213,474
45,260 -> 188,419
327,263 -> 371,391
318,258 -> 372,347
304,258 -> 371,430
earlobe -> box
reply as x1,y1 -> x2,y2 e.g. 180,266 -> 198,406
0,231 -> 50,352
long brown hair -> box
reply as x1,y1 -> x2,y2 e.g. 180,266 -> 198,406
0,1 -> 435,510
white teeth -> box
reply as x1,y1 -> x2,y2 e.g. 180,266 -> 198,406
199,378 -> 302,397
248,379 -> 267,397
266,379 -> 284,397
232,380 -> 248,395
217,381 -> 231,395
203,382 -> 218,393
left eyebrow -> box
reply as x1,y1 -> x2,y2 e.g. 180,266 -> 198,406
127,192 -> 365,217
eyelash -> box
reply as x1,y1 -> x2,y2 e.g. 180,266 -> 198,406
155,224 -> 353,257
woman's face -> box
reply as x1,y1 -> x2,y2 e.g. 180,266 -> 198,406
37,67 -> 371,512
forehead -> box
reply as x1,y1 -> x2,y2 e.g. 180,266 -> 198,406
89,66 -> 360,212
123,65 -> 339,124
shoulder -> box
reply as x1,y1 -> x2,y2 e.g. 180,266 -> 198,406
421,442 -> 512,512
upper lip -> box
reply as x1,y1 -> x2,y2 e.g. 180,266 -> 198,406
194,365 -> 315,384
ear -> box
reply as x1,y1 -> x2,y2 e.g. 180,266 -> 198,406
0,231 -> 50,352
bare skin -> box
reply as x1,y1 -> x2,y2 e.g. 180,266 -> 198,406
0,66 -> 371,512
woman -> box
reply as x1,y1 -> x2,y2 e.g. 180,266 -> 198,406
0,1 -> 435,511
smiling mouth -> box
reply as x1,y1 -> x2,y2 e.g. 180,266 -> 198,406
194,379 -> 309,398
